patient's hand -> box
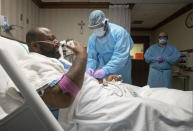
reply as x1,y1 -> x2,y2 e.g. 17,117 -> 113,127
97,75 -> 120,84
64,40 -> 86,57
65,40 -> 87,89
106,75 -> 120,82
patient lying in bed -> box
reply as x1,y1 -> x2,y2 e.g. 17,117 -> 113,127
1,27 -> 192,131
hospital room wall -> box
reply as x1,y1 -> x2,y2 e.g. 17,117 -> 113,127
153,9 -> 193,51
0,0 -> 40,42
131,31 -> 155,45
153,9 -> 193,91
0,0 -> 1,15
39,9 -> 109,46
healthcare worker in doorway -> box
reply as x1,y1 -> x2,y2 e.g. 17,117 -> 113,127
86,10 -> 134,84
144,32 -> 180,88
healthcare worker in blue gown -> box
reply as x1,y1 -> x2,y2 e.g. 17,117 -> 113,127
86,10 -> 134,84
144,32 -> 180,88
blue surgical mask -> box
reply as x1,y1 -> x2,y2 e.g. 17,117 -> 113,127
159,38 -> 167,45
93,27 -> 106,37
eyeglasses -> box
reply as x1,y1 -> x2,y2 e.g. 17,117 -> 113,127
159,36 -> 168,39
89,20 -> 107,29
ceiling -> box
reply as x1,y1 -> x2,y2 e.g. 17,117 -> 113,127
131,3 -> 187,28
39,0 -> 193,29
41,0 -> 193,3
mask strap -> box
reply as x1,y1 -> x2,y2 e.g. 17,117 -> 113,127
104,20 -> 108,31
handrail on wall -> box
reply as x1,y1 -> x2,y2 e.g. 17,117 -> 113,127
0,35 -> 26,44
180,49 -> 193,53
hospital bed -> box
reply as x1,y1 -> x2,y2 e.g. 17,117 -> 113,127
0,37 -> 63,131
0,36 -> 192,131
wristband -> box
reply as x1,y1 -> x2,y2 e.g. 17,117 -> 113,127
58,75 -> 80,97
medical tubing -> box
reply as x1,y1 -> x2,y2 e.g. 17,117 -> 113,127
58,75 -> 80,97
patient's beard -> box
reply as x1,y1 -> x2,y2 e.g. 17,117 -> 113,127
40,46 -> 61,59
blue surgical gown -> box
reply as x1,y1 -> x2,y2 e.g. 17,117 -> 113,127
86,23 -> 134,84
144,43 -> 180,88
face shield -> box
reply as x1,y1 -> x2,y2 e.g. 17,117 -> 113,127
88,10 -> 108,37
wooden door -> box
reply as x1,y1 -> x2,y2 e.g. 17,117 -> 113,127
131,36 -> 150,87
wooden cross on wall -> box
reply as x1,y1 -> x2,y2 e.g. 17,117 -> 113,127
78,20 -> 85,35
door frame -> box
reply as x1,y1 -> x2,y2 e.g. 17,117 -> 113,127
131,35 -> 150,86
131,36 -> 150,53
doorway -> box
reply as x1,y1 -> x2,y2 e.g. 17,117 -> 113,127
131,36 -> 150,87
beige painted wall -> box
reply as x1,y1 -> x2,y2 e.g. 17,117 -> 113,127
153,9 -> 193,91
0,0 -> 1,15
1,0 -> 39,42
39,9 -> 109,46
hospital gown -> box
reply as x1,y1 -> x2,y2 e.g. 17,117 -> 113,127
87,23 -> 134,84
144,43 -> 180,88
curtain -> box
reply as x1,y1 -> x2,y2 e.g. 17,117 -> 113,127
109,4 -> 131,33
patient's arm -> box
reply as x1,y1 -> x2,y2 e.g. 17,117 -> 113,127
64,41 -> 87,89
42,41 -> 87,108
42,85 -> 72,108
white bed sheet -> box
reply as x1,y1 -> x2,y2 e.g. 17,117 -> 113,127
58,74 -> 193,131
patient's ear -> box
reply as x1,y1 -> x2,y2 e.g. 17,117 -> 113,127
30,42 -> 40,52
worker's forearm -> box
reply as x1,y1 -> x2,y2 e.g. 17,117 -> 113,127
65,53 -> 87,88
